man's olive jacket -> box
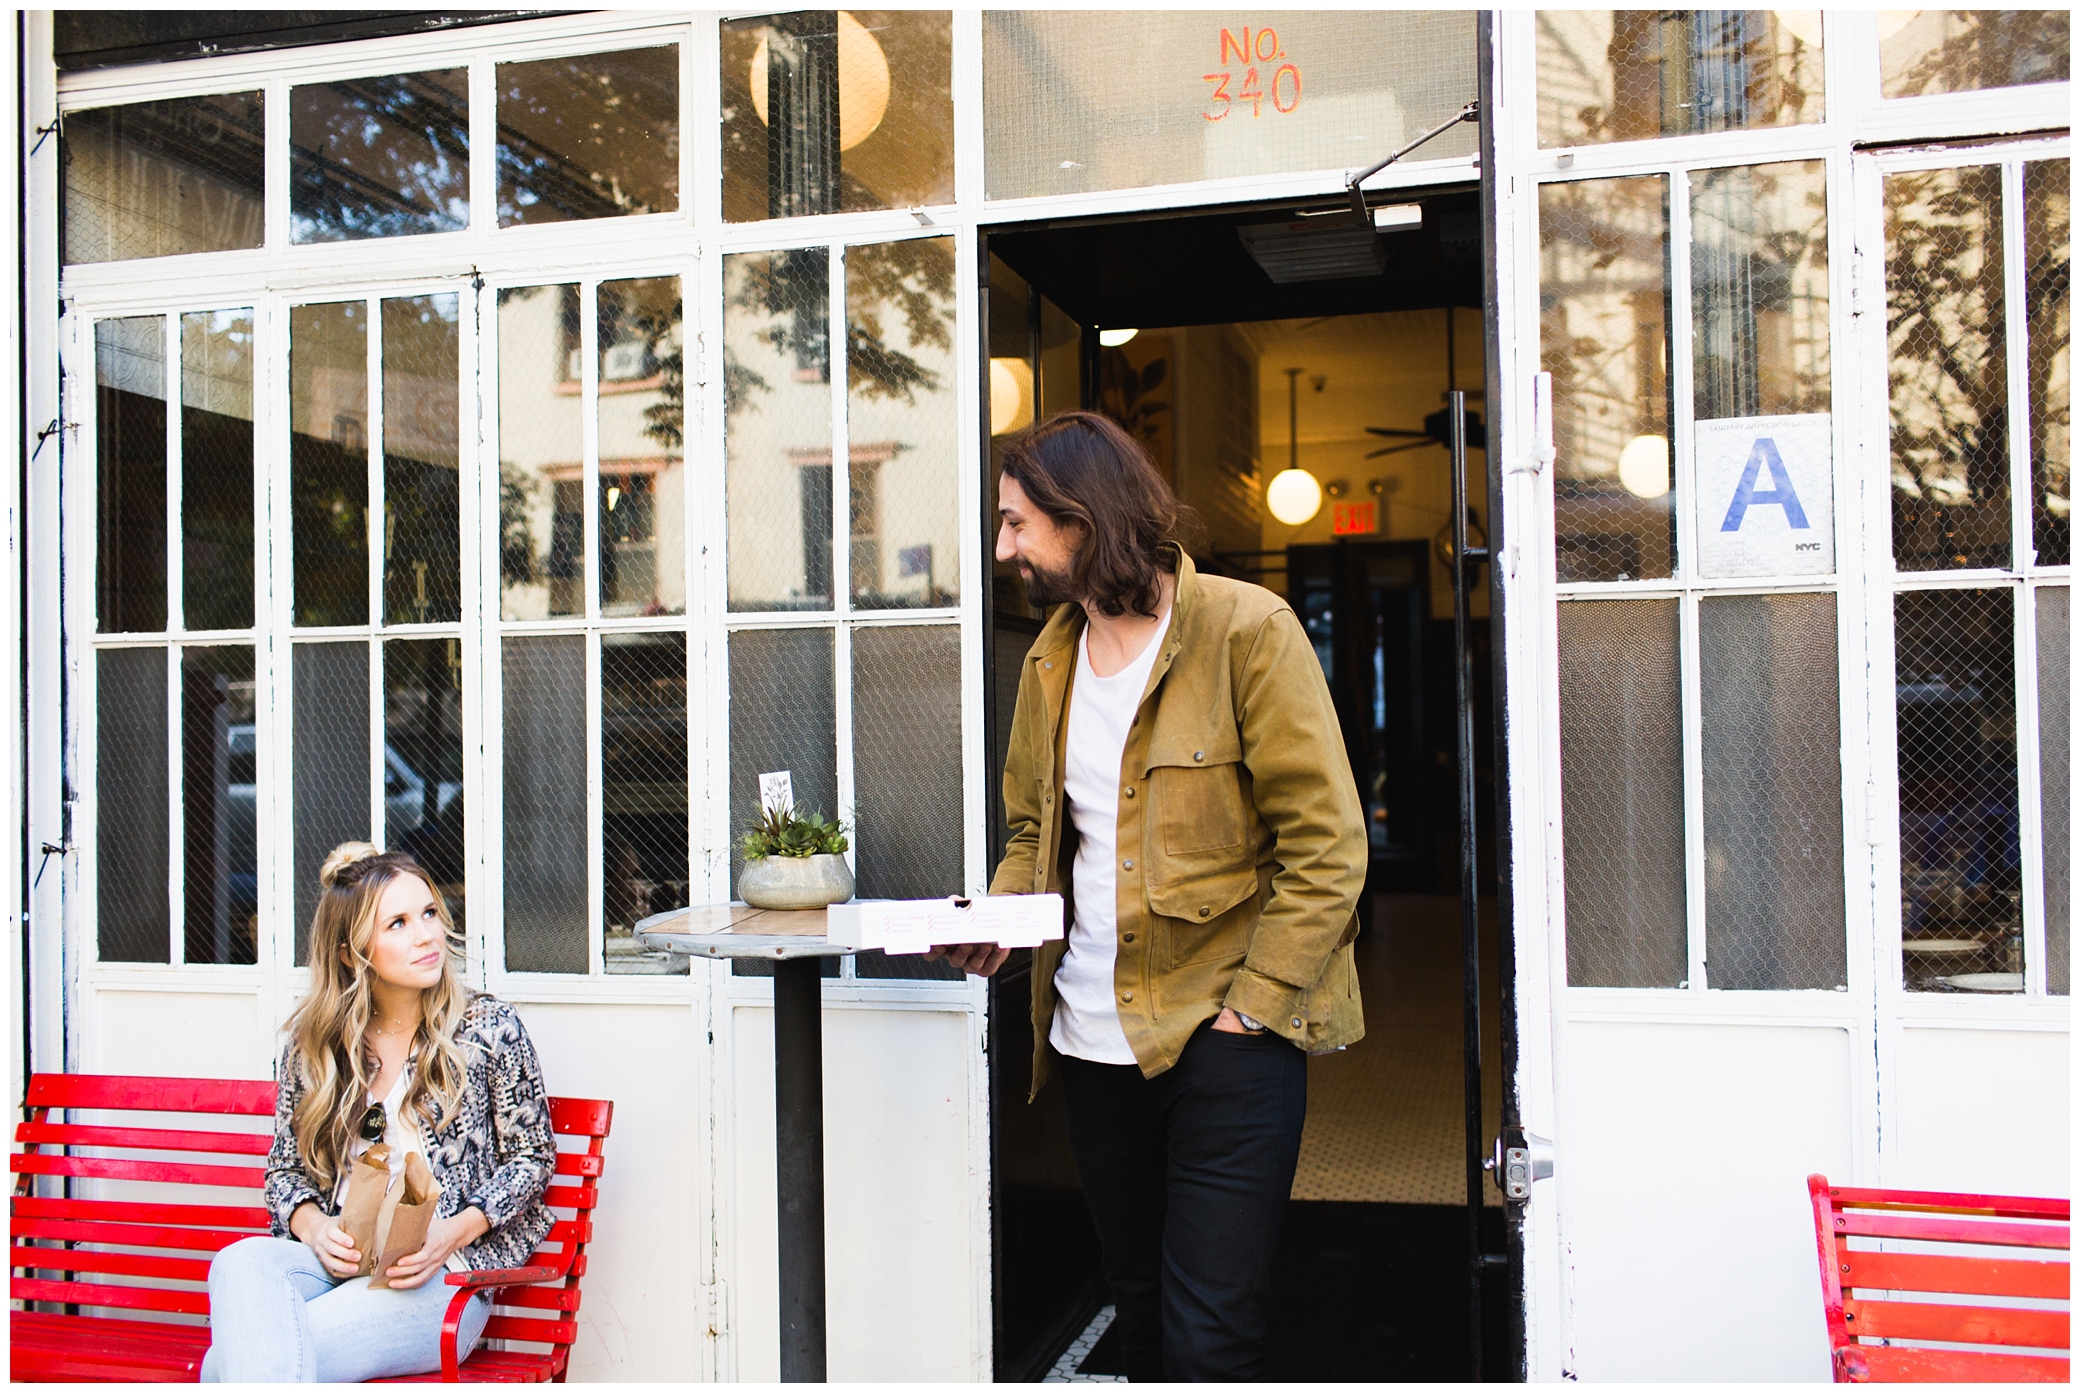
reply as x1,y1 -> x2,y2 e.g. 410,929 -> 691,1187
990,547 -> 1368,1096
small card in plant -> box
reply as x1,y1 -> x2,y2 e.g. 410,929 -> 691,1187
759,770 -> 793,815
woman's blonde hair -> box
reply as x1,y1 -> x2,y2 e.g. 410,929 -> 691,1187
283,841 -> 472,1194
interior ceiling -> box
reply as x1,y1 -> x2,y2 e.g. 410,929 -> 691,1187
987,183 -> 1483,331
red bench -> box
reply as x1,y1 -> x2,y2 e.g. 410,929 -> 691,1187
10,1073 -> 611,1382
1808,1173 -> 2069,1383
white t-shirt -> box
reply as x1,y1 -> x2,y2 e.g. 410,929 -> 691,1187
1050,608 -> 1171,1065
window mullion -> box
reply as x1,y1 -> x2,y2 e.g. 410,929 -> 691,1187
366,296 -> 385,643
1668,169 -> 1709,990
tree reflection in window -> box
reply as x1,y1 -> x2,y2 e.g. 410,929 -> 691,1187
291,70 -> 469,243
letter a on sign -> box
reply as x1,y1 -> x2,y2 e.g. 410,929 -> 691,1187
1693,413 -> 1833,578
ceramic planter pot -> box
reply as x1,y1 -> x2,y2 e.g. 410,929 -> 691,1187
738,852 -> 855,911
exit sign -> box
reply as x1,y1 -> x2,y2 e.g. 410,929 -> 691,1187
1332,501 -> 1377,535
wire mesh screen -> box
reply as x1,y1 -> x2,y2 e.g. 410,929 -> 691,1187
1539,177 -> 1674,582
293,641 -> 370,965
1536,12 -> 1824,149
180,310 -> 254,632
96,316 -> 167,633
383,295 -> 461,625
730,627 -> 837,978
291,70 -> 469,243
496,45 -> 679,227
1886,164 -> 2010,572
722,11 -> 953,221
854,624 -> 964,981
847,239 -> 958,610
1896,588 -> 2020,993
1880,10 -> 2070,98
598,277 -> 686,617
182,645 -> 256,965
62,91 -> 265,264
1690,161 -> 1829,422
2026,159 -> 2070,568
386,639 -> 466,928
502,636 -> 587,975
98,646 -> 169,962
726,248 -> 834,612
603,633 -> 690,975
290,300 -> 370,627
1699,593 -> 1845,989
2040,586 -> 2069,996
982,11 -> 1476,202
1558,599 -> 1687,987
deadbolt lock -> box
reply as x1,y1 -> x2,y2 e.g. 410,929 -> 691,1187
1486,1125 -> 1555,1202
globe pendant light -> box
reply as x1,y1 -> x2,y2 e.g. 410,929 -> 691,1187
1267,366 -> 1323,525
750,11 -> 892,152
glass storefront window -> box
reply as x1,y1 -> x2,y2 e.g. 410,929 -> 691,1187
1690,160 -> 1830,423
497,46 -> 680,227
984,11 -> 1475,202
289,301 -> 371,627
1537,11 -> 1822,148
96,316 -> 168,633
180,310 -> 256,632
498,285 -> 583,619
382,294 -> 462,624
725,247 -> 834,611
722,11 -> 953,222
599,277 -> 685,616
2026,160 -> 2070,568
1880,9 -> 2071,98
63,92 -> 264,264
291,70 -> 470,243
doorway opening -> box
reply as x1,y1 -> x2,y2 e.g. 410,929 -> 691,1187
982,190 -> 1513,1381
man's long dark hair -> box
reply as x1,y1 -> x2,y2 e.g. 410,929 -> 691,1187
998,411 -> 1194,619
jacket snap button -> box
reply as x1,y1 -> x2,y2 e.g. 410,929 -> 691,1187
1291,1017 -> 1303,1029
1193,750 -> 1204,761
1198,906 -> 1209,918
1122,859 -> 1134,871
1124,787 -> 1135,797
1044,661 -> 1053,669
1121,992 -> 1134,1003
1122,932 -> 1135,943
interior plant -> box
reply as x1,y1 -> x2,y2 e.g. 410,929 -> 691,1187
737,806 -> 855,910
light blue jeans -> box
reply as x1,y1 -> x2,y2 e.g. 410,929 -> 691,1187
200,1236 -> 493,1382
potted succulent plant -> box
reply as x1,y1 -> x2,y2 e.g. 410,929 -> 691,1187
737,805 -> 855,910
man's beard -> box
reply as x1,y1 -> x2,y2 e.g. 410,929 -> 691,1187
1018,557 -> 1077,607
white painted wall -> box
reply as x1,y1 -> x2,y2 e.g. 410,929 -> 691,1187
1890,1027 -> 2071,1196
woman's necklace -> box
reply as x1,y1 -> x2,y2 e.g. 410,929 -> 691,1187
370,1014 -> 419,1039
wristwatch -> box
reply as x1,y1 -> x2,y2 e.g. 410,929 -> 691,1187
1234,1011 -> 1266,1034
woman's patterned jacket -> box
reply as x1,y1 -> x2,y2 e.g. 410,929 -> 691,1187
263,994 -> 558,1272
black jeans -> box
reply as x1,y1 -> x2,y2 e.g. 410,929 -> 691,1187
1059,1023 -> 1307,1382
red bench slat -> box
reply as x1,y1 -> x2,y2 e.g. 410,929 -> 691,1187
1840,1346 -> 2070,1383
10,1244 -> 214,1284
20,1075 -> 276,1115
12,1153 -> 267,1190
1844,1250 -> 2070,1300
1844,1297 -> 2069,1349
12,1275 -> 212,1315
15,1121 -> 274,1156
12,1196 -> 272,1229
1833,1211 -> 2070,1251
13,1216 -> 262,1253
1826,1186 -> 2070,1222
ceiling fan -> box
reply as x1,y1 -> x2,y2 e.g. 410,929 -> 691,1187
1364,306 -> 1488,459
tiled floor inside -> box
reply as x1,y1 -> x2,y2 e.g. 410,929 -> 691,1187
1042,1306 -> 1124,1383
1291,893 -> 1504,1207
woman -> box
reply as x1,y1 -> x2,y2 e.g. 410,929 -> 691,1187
203,843 -> 557,1383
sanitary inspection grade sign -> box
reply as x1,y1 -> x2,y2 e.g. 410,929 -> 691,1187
1693,413 -> 1834,578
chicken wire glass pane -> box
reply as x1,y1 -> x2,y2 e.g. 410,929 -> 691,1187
726,248 -> 834,611
1887,165 -> 2009,572
181,310 -> 254,632
503,636 -> 587,974
2040,586 -> 2069,995
1881,10 -> 2070,98
2027,160 -> 2070,568
600,277 -> 686,617
1897,588 -> 2020,992
96,316 -> 167,633
848,239 -> 958,609
983,12 -> 1476,202
722,11 -> 952,221
291,70 -> 469,243
604,634 -> 690,975
1699,593 -> 1844,989
854,625 -> 963,980
1558,599 -> 1686,987
291,301 -> 371,627
98,647 -> 170,962
497,45 -> 679,228
386,639 -> 465,927
1540,177 -> 1674,582
729,627 -> 837,890
63,92 -> 264,265
1691,161 -> 1829,422
1535,12 -> 1822,148
384,294 -> 461,625
293,641 -> 370,966
497,286 -> 581,620
182,645 -> 256,965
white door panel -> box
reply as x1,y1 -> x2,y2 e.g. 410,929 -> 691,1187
1890,1026 -> 2071,1195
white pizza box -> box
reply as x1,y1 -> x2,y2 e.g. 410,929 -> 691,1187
824,893 -> 1064,956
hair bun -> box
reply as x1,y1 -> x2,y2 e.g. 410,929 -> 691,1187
318,841 -> 381,890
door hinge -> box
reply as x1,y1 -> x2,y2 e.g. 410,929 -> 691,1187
700,1279 -> 730,1337
1849,249 -> 1870,318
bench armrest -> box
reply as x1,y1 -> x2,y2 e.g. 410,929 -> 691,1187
437,1265 -> 567,1379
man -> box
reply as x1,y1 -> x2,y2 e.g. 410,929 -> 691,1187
935,411 -> 1366,1382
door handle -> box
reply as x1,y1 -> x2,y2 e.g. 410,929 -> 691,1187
1487,1125 -> 1555,1202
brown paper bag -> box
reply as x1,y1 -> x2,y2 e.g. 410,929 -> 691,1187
368,1151 -> 441,1290
336,1142 -> 394,1277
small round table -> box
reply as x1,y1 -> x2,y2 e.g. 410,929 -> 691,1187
634,903 -> 856,1384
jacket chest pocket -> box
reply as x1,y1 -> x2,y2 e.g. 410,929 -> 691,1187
1148,757 -> 1247,855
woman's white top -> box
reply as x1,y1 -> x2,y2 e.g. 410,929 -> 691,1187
1050,607 -> 1171,1066
334,1065 -> 468,1273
